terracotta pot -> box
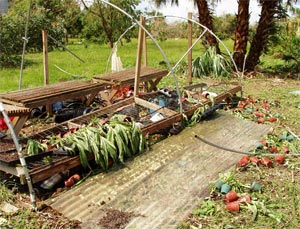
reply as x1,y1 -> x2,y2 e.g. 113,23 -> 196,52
275,154 -> 285,164
237,156 -> 250,167
226,201 -> 240,212
261,157 -> 272,167
238,195 -> 251,203
225,190 -> 238,202
250,156 -> 260,165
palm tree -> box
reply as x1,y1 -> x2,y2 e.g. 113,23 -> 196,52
233,0 -> 250,71
194,0 -> 220,53
245,0 -> 281,71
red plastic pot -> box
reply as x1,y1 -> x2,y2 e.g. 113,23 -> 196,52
261,157 -> 272,167
260,139 -> 267,146
268,117 -> 277,122
70,174 -> 81,182
257,117 -> 264,124
268,146 -> 278,153
250,156 -> 260,165
281,146 -> 290,154
238,195 -> 251,203
226,201 -> 240,212
225,190 -> 239,203
275,154 -> 285,164
65,177 -> 75,188
237,156 -> 250,167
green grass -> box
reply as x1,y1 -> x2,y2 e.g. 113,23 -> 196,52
0,38 -> 210,93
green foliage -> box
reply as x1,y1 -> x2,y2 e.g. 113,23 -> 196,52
0,1 -> 65,68
192,200 -> 216,217
80,0 -> 140,46
55,116 -> 147,169
192,47 -> 231,78
26,139 -> 47,156
280,35 -> 300,73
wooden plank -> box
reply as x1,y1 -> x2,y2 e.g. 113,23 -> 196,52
6,116 -> 28,135
135,97 -> 177,117
142,86 -> 242,135
0,104 -> 30,117
22,85 -> 105,108
134,16 -> 145,97
0,162 -> 25,177
183,82 -> 208,91
187,12 -> 193,86
29,156 -> 81,183
42,30 -> 49,85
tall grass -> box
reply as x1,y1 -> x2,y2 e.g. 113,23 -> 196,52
0,39 -> 235,93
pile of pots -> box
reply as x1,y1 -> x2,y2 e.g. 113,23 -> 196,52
215,179 -> 261,212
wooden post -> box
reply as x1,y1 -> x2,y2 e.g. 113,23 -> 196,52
143,28 -> 148,67
42,30 -> 49,85
134,16 -> 145,97
42,30 -> 52,114
187,12 -> 193,86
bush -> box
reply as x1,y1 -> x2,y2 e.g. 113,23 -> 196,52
192,47 -> 231,78
280,35 -> 300,73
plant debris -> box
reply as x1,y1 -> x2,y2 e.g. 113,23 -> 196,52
98,208 -> 139,229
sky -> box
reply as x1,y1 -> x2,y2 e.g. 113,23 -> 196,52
137,0 -> 261,24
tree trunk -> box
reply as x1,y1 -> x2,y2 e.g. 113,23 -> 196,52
195,0 -> 220,53
233,0 -> 250,71
245,0 -> 280,71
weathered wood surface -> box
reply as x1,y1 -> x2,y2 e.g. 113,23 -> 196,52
0,104 -> 30,117
0,81 -> 105,108
48,111 -> 271,228
93,67 -> 168,86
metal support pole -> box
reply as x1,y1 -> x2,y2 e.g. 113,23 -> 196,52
0,101 -> 37,211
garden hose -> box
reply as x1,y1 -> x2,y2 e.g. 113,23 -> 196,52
194,135 -> 300,157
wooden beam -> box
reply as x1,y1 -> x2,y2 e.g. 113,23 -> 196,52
143,28 -> 148,67
134,16 -> 145,97
134,97 -> 177,117
42,30 -> 49,86
187,12 -> 193,86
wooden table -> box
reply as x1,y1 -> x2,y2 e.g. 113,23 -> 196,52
93,67 -> 168,104
0,80 -> 106,109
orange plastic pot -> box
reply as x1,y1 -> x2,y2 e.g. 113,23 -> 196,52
225,190 -> 238,202
237,156 -> 250,167
226,201 -> 240,212
275,154 -> 285,164
261,157 -> 272,167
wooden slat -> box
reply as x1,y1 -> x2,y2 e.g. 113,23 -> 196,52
29,156 -> 81,183
0,104 -> 30,117
135,97 -> 177,117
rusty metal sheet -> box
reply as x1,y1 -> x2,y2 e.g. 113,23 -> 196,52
48,111 -> 271,228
